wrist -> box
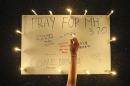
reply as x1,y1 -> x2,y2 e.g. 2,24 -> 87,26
71,53 -> 77,57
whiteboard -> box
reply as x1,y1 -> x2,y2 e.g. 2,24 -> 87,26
21,15 -> 111,75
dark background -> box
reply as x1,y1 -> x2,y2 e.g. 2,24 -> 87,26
1,0 -> 130,86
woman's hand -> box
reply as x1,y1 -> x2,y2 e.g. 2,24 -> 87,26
70,37 -> 79,55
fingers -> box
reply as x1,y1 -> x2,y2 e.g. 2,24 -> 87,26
70,37 -> 79,54
70,39 -> 73,45
72,38 -> 79,46
70,37 -> 79,45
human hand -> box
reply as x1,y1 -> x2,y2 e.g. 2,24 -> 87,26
70,37 -> 79,55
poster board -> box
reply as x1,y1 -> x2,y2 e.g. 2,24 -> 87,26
21,15 -> 111,75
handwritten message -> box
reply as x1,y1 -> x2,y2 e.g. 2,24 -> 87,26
22,15 -> 111,74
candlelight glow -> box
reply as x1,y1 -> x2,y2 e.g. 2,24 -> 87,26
16,29 -> 22,34
14,47 -> 21,52
66,8 -> 72,15
111,71 -> 117,75
108,10 -> 114,17
86,70 -> 90,75
58,69 -> 62,73
110,36 -> 117,42
31,9 -> 38,15
84,10 -> 88,15
49,10 -> 53,15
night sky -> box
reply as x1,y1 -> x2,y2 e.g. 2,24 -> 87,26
1,0 -> 130,86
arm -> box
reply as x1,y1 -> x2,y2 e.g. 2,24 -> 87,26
66,37 -> 79,86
